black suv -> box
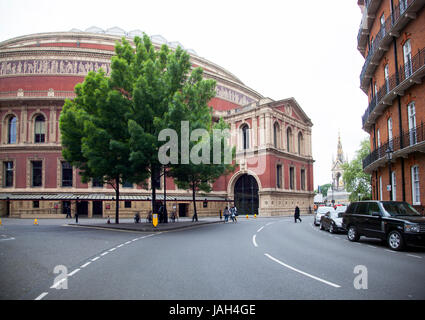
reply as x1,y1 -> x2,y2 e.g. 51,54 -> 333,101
342,201 -> 425,251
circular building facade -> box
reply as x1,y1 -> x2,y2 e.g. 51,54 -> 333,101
0,28 -> 314,218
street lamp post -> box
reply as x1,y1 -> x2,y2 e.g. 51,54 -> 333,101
386,147 -> 393,200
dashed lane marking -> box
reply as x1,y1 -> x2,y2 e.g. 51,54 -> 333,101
36,232 -> 160,300
35,292 -> 48,300
257,226 -> 264,233
68,268 -> 80,277
252,234 -> 258,247
406,254 -> 422,259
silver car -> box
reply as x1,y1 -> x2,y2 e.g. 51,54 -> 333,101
314,206 -> 336,226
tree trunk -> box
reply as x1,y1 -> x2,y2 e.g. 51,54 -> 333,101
115,176 -> 120,224
151,166 -> 157,216
163,167 -> 168,223
192,182 -> 198,222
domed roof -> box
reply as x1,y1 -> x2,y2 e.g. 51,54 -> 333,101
105,26 -> 126,36
150,34 -> 167,44
127,29 -> 144,38
85,26 -> 105,34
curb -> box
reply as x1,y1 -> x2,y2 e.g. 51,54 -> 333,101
67,220 -> 223,233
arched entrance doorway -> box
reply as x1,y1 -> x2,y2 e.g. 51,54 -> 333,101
234,174 -> 259,215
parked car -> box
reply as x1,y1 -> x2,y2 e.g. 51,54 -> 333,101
335,205 -> 347,214
314,206 -> 335,226
342,201 -> 425,251
320,211 -> 345,233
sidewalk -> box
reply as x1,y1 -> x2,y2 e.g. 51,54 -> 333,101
68,217 -> 224,232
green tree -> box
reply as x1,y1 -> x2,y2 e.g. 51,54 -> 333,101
124,34 -> 217,215
168,118 -> 236,221
342,139 -> 372,201
59,67 -> 147,224
318,183 -> 332,197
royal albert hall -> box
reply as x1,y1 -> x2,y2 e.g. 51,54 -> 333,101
0,27 -> 314,219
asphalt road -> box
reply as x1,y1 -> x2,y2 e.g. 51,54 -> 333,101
0,216 -> 424,300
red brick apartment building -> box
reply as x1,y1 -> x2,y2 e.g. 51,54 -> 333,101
358,0 -> 425,212
0,28 -> 314,218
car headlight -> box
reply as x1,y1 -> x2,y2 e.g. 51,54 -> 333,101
404,224 -> 420,233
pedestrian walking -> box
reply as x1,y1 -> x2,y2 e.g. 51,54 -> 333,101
65,206 -> 71,219
75,210 -> 79,224
230,205 -> 238,223
223,206 -> 230,223
294,206 -> 302,223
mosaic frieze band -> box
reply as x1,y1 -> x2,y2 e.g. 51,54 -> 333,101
215,85 -> 255,106
0,59 -> 256,106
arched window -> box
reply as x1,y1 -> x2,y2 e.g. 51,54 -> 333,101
34,115 -> 45,143
241,124 -> 249,150
298,132 -> 303,155
8,116 -> 17,144
286,127 -> 292,152
273,122 -> 280,148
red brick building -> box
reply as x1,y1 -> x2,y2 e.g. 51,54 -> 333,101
358,0 -> 425,212
0,28 -> 314,218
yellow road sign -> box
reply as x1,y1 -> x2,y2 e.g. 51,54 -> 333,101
152,213 -> 158,227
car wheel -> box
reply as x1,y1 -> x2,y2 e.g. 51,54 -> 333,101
329,223 -> 334,234
347,226 -> 360,242
387,230 -> 404,251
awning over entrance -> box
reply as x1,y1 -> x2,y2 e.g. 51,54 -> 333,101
0,193 -> 229,202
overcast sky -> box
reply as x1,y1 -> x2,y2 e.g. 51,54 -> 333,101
0,0 -> 369,188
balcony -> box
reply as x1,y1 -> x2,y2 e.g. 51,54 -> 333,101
357,0 -> 383,55
359,0 -> 425,93
363,122 -> 425,173
362,46 -> 425,130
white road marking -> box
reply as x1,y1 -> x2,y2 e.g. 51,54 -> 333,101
100,252 -> 109,256
252,234 -> 258,247
109,248 -> 116,252
117,244 -> 124,248
385,249 -> 397,253
81,262 -> 91,268
407,254 -> 422,259
91,257 -> 100,262
266,222 -> 274,226
50,278 -> 66,289
35,292 -> 48,300
125,241 -> 131,245
264,253 -> 341,288
0,235 -> 15,241
68,268 -> 80,277
257,226 -> 264,233
367,245 -> 377,249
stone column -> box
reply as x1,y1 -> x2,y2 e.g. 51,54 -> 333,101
252,116 -> 258,148
265,113 -> 271,147
259,114 -> 265,147
230,121 -> 237,149
49,106 -> 56,143
21,106 -> 27,143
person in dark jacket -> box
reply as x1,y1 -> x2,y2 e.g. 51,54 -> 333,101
294,206 -> 302,223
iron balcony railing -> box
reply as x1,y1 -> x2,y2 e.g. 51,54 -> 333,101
357,0 -> 372,46
362,46 -> 425,128
363,121 -> 425,169
359,0 -> 416,86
